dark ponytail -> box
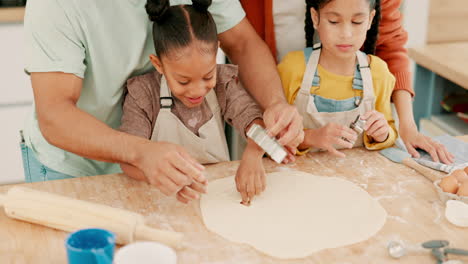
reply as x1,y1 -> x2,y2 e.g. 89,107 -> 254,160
192,0 -> 211,12
304,0 -> 381,55
363,0 -> 381,55
145,0 -> 217,58
304,0 -> 315,48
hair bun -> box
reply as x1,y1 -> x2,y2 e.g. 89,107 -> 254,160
145,0 -> 170,22
192,0 -> 212,12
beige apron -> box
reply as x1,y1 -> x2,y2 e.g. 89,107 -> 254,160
294,44 -> 376,148
150,76 -> 230,164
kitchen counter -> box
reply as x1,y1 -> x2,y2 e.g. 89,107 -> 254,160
1,144 -> 467,263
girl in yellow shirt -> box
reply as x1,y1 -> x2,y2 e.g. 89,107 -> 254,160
278,0 -> 397,157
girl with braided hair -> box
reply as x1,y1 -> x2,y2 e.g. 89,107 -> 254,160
119,0 -> 271,205
278,0 -> 397,156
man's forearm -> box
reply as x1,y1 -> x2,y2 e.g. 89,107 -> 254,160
219,19 -> 286,110
38,102 -> 146,167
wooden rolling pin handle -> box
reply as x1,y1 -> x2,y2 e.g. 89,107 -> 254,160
402,158 -> 443,182
134,224 -> 183,249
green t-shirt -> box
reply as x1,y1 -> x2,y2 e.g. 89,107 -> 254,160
23,0 -> 245,177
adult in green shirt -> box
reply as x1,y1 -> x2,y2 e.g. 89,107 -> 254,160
22,0 -> 304,200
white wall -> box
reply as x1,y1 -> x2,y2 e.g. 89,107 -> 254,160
0,22 -> 32,184
402,0 -> 430,48
401,0 -> 431,74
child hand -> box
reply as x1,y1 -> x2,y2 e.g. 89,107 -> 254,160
176,180 -> 207,204
235,142 -> 266,206
362,110 -> 389,143
305,123 -> 357,157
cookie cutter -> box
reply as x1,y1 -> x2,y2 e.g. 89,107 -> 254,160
350,115 -> 366,135
246,124 -> 287,164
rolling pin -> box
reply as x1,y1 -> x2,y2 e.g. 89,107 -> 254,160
0,186 -> 183,248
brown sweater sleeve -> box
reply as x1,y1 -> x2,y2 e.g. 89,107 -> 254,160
216,65 -> 264,138
119,72 -> 160,139
376,0 -> 414,97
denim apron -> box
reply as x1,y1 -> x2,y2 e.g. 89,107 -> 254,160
150,76 -> 230,164
294,43 -> 376,148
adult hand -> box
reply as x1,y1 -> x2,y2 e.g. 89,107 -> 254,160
399,124 -> 454,164
136,141 -> 206,198
263,102 -> 304,150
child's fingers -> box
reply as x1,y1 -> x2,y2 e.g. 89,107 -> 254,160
284,146 -> 296,162
335,137 -> 354,149
339,127 -> 358,143
176,192 -> 190,204
254,173 -> 265,196
178,186 -> 200,200
260,173 -> 266,192
363,113 -> 379,130
247,183 -> 255,201
240,189 -> 250,206
326,146 -> 346,158
370,125 -> 388,140
366,119 -> 386,136
187,180 -> 207,194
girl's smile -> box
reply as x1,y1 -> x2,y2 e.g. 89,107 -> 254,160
186,96 -> 204,105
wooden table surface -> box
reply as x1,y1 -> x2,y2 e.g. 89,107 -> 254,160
409,42 -> 468,90
1,145 -> 468,263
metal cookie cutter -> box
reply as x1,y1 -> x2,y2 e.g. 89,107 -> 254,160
246,124 -> 287,164
342,115 -> 366,143
350,115 -> 366,134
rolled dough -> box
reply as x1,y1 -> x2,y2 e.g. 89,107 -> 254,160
200,171 -> 387,259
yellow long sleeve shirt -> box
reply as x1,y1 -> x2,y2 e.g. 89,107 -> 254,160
278,51 -> 397,150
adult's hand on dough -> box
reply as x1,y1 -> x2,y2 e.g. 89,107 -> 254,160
137,141 -> 206,198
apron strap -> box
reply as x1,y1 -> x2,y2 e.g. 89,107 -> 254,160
204,89 -> 218,111
159,76 -> 174,110
355,51 -> 375,99
299,43 -> 322,94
